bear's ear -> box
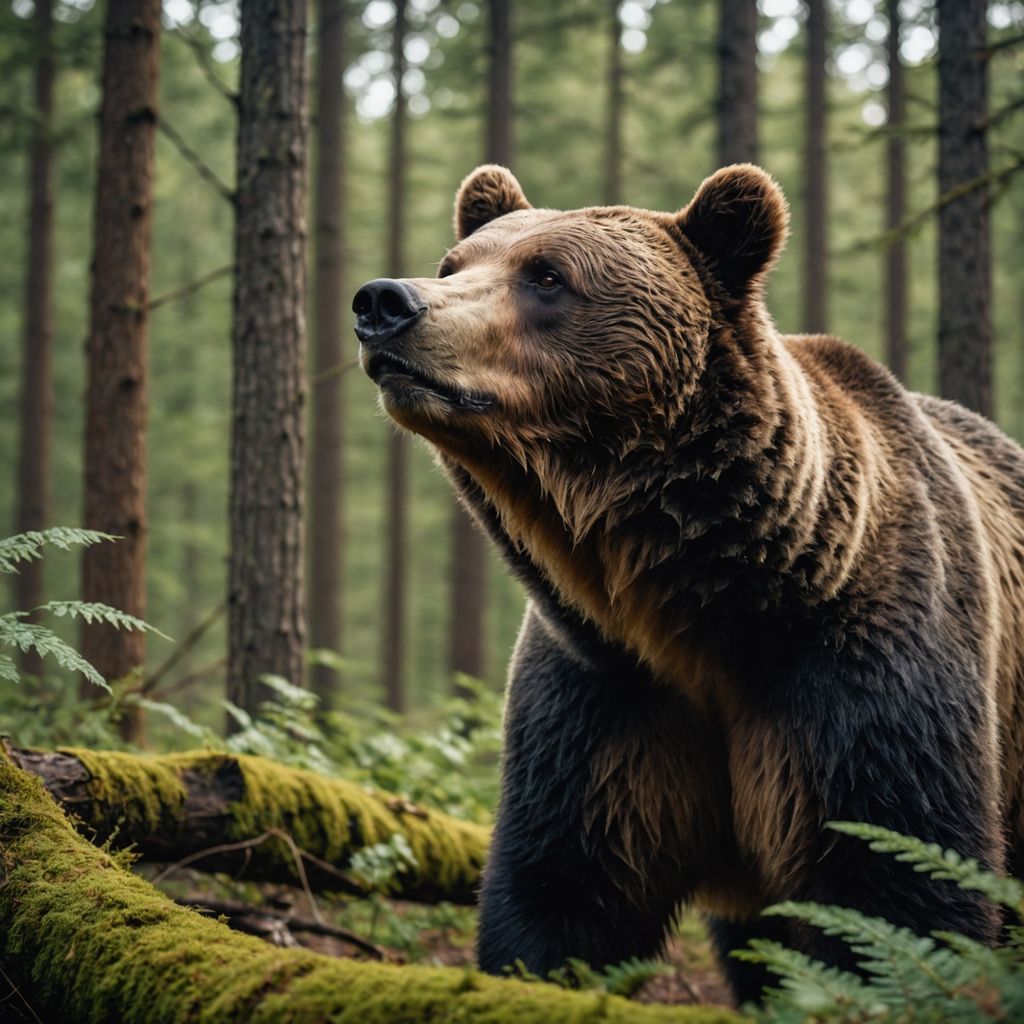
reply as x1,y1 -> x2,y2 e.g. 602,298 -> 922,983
676,164 -> 789,298
454,164 -> 532,241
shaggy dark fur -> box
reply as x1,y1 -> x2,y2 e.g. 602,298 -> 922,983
353,164 -> 1024,1005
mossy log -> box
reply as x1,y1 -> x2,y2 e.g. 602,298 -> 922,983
0,753 -> 745,1023
6,746 -> 488,904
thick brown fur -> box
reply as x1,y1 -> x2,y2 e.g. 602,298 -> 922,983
355,164 -> 1024,1004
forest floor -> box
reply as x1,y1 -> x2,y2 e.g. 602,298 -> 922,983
164,871 -> 735,1011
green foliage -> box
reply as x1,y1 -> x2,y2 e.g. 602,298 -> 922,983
738,822 -> 1024,1022
0,530 -> 158,693
139,669 -> 503,824
506,956 -> 672,1000
0,527 -> 116,573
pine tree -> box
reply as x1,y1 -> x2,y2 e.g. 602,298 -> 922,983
81,0 -> 162,741
227,0 -> 309,723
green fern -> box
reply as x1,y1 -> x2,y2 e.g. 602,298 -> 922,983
0,530 -> 161,691
0,615 -> 109,690
739,824 -> 1024,1022
0,527 -> 116,573
733,939 -> 886,1019
828,821 -> 1024,915
37,601 -> 171,640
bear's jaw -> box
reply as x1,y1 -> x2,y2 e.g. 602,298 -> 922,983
364,348 -> 496,415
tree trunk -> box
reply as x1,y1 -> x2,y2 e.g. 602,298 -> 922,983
80,0 -> 161,745
604,0 -> 623,204
0,752 -> 731,1023
937,0 -> 990,417
382,0 -> 409,715
227,0 -> 309,725
486,0 -> 513,167
716,0 -> 758,167
308,0 -> 347,709
6,746 -> 488,904
885,0 -> 906,383
14,0 -> 56,679
449,0 -> 514,693
803,0 -> 827,334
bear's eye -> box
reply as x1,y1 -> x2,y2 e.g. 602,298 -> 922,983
533,270 -> 562,291
438,258 -> 456,279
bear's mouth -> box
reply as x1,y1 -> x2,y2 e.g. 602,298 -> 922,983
365,350 -> 494,412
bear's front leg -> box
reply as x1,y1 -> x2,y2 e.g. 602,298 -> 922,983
728,642 -> 1003,985
477,606 -> 725,977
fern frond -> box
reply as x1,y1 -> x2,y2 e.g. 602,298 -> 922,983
36,601 -> 171,640
734,938 -> 885,1016
828,821 -> 1024,913
598,956 -> 671,997
0,614 -> 109,691
0,653 -> 20,683
0,528 -> 117,573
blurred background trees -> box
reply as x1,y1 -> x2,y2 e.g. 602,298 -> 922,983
2,0 -> 1023,738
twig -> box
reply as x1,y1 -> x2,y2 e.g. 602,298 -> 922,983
176,897 -> 387,959
840,156 -> 1024,255
0,966 -> 42,1024
139,601 -> 226,694
152,828 -> 365,897
149,265 -> 233,311
310,358 -> 361,386
147,657 -> 226,702
158,118 -> 235,204
167,26 -> 238,105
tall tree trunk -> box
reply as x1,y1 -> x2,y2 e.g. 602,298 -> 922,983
716,0 -> 758,167
14,0 -> 56,678
486,0 -> 512,166
383,0 -> 408,715
604,0 -> 623,204
449,0 -> 513,693
227,0 -> 309,725
803,0 -> 827,334
937,0 -> 990,417
308,0 -> 347,709
885,0 -> 906,383
81,0 -> 161,744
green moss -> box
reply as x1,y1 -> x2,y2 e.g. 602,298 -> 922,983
0,753 -> 747,1023
49,748 -> 490,902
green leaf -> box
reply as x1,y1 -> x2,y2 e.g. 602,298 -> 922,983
0,614 -> 109,691
35,601 -> 172,641
0,528 -> 117,574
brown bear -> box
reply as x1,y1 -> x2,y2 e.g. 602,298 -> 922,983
353,164 -> 1024,1003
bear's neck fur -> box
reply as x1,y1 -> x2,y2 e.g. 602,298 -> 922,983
441,304 -> 892,693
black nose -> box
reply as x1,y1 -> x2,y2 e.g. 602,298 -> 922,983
352,278 -> 426,344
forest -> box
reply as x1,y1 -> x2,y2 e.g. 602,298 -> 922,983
1,0 -> 1024,1020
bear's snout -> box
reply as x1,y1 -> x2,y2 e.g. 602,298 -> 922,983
352,278 -> 426,346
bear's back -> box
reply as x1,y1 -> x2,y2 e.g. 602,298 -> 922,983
916,392 -> 1024,862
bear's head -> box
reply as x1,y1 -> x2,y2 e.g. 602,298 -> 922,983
354,164 -> 788,539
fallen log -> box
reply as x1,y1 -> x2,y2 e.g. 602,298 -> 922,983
0,751 -> 744,1023
5,745 -> 487,904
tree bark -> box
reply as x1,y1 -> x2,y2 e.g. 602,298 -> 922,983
6,746 -> 488,904
227,0 -> 309,724
383,0 -> 409,715
604,0 -> 623,204
937,0 -> 991,417
449,0 -> 515,693
716,0 -> 758,167
80,0 -> 161,745
0,753 -> 739,1024
803,0 -> 827,334
308,0 -> 347,708
14,0 -> 56,679
486,0 -> 513,167
885,0 -> 906,383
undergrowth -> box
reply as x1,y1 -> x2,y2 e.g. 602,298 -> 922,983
740,822 -> 1024,1022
